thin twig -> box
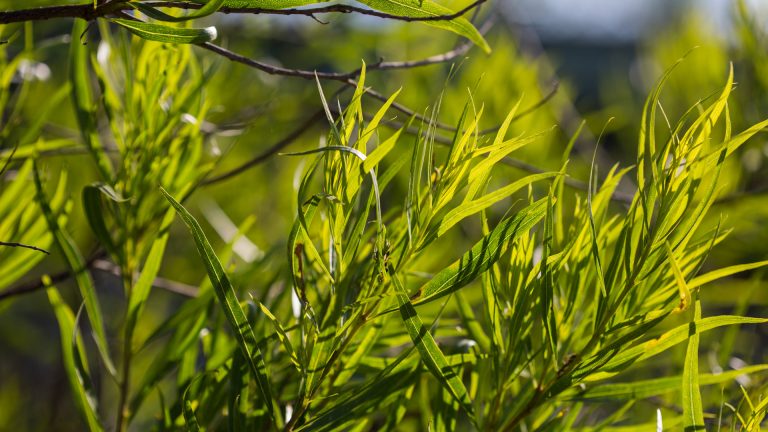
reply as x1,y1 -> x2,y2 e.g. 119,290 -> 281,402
0,241 -> 50,254
0,252 -> 103,301
0,252 -> 199,302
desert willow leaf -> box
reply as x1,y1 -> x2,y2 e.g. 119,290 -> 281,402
587,146 -> 607,299
82,183 -> 126,264
134,0 -> 226,22
257,301 -> 302,373
409,198 -> 548,307
160,188 -> 278,423
682,295 -> 705,431
466,128 -> 553,191
692,117 -> 768,174
387,263 -> 475,421
130,220 -> 252,416
284,146 -> 383,228
743,374 -> 768,429
637,52 -> 690,190
70,20 -> 113,181
583,315 -> 768,381
183,398 -> 201,432
362,127 -> 405,174
125,207 -> 175,344
541,188 -> 558,361
666,242 -> 693,312
356,0 -> 490,53
436,171 -> 557,237
299,354 -> 421,432
687,260 -> 768,289
45,278 -> 103,432
571,364 -> 768,401
33,164 -> 115,376
681,64 -> 733,163
112,19 -> 218,44
358,88 -> 403,155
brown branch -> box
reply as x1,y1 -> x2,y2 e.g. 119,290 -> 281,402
0,0 -> 486,25
0,252 -> 103,302
0,241 -> 50,254
0,252 -> 198,302
198,42 -> 357,82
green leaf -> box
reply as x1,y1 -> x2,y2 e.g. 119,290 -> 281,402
125,208 -> 175,345
299,354 -> 420,432
436,172 -> 557,237
571,364 -> 768,401
584,315 -> 768,381
355,0 -> 490,53
160,187 -> 277,423
689,260 -> 768,289
134,0 -> 227,22
183,399 -> 201,432
257,301 -> 302,372
387,264 -> 475,420
112,19 -> 218,44
682,293 -> 705,432
70,20 -> 113,181
82,183 -> 124,263
666,242 -> 692,311
33,163 -> 114,377
411,198 -> 548,306
45,278 -> 103,432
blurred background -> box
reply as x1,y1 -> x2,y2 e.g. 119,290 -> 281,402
1,0 -> 768,429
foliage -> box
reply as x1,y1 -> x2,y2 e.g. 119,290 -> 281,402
1,1 -> 768,431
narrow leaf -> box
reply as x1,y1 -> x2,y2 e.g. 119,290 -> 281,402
411,198 -> 548,306
356,0 -> 490,53
160,187 -> 277,422
112,19 -> 218,44
45,278 -> 103,432
387,264 -> 475,420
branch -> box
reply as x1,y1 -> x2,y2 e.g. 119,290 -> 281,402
0,253 -> 199,302
0,241 -> 50,254
145,0 -> 487,22
0,252 -> 103,302
0,0 -> 486,25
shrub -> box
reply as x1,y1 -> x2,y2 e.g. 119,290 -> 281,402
1,1 -> 767,431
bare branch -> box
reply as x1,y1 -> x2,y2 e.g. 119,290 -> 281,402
0,253 -> 198,302
0,241 -> 50,254
0,251 -> 103,302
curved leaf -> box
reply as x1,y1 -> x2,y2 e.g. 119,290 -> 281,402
112,19 -> 218,44
411,198 -> 548,306
160,187 -> 277,423
356,0 -> 490,53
